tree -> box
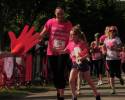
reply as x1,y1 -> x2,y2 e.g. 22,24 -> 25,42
1,0 -> 125,49
65,0 -> 125,42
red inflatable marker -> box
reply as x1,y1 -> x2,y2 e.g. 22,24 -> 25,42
8,25 -> 40,56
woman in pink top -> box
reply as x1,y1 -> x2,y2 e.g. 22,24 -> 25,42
90,33 -> 103,86
99,26 -> 110,43
59,25 -> 101,100
99,26 -> 110,85
39,6 -> 72,100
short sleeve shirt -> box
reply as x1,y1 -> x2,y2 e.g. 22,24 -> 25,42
45,18 -> 72,55
104,37 -> 122,60
66,40 -> 88,62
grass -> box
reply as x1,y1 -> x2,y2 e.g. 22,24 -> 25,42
0,85 -> 54,100
0,88 -> 28,96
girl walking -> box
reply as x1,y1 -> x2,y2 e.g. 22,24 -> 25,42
57,25 -> 101,100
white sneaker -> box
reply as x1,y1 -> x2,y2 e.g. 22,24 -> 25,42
97,81 -> 100,86
77,90 -> 80,95
99,80 -> 103,85
111,89 -> 116,94
97,80 -> 103,86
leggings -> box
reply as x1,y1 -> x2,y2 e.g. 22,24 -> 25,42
92,59 -> 103,78
47,54 -> 70,89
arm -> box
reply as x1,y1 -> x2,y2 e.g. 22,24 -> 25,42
108,37 -> 122,51
90,41 -> 95,53
111,43 -> 122,51
39,19 -> 51,41
39,27 -> 48,41
77,53 -> 89,61
77,48 -> 89,62
102,44 -> 107,56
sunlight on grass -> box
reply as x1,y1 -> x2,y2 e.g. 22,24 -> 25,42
0,88 -> 28,96
0,85 -> 54,96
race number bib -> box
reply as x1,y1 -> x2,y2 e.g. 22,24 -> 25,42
74,47 -> 81,57
53,39 -> 65,49
94,53 -> 101,59
74,47 -> 82,64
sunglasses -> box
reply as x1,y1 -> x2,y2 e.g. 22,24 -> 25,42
109,30 -> 116,32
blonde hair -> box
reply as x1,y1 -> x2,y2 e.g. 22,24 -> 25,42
108,25 -> 118,37
104,26 -> 110,35
71,24 -> 87,42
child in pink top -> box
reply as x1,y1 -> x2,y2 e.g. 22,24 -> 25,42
59,25 -> 101,100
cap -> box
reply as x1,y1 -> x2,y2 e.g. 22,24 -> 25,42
94,32 -> 100,38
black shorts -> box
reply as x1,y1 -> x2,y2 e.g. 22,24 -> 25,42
72,60 -> 89,72
106,60 -> 121,78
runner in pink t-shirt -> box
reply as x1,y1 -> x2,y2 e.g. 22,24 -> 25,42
39,6 -> 72,100
99,26 -> 110,86
99,26 -> 110,44
90,33 -> 103,86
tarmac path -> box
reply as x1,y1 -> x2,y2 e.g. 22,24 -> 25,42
0,76 -> 125,100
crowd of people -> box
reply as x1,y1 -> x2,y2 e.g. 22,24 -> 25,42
0,6 -> 125,100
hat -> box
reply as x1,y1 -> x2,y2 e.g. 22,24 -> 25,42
94,32 -> 100,38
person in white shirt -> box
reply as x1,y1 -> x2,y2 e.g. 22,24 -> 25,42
103,25 -> 124,94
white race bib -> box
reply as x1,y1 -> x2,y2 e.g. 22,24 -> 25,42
74,47 -> 82,64
53,39 -> 65,49
94,53 -> 101,59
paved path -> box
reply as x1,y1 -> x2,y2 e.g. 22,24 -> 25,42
24,76 -> 125,100
0,76 -> 125,100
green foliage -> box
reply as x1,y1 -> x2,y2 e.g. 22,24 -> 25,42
65,0 -> 125,42
0,0 -> 125,49
33,13 -> 48,32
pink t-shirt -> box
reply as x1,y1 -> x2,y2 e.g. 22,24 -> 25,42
99,34 -> 107,43
45,18 -> 72,55
66,40 -> 88,62
91,41 -> 102,60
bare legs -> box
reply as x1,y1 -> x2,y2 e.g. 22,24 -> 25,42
83,71 -> 99,96
69,69 -> 100,99
69,68 -> 78,98
77,71 -> 82,95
